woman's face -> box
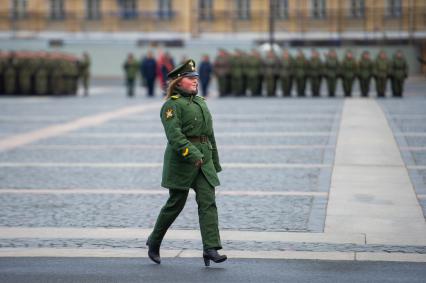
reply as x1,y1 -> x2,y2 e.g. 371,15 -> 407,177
178,76 -> 198,94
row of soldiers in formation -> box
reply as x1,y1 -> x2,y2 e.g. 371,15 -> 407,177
213,49 -> 408,97
0,51 -> 91,96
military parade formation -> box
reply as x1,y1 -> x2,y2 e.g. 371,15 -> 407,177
0,51 -> 90,96
212,48 -> 408,98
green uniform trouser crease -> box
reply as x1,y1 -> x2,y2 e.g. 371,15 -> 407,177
149,172 -> 222,250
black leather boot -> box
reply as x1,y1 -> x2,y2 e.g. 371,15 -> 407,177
203,249 -> 227,266
146,240 -> 161,264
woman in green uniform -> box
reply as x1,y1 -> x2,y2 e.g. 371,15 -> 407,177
146,59 -> 227,267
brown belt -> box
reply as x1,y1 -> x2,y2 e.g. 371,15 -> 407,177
187,136 -> 209,143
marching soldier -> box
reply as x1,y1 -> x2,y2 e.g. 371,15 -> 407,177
324,49 -> 340,97
279,49 -> 293,97
213,49 -> 231,97
308,49 -> 323,97
246,49 -> 262,96
79,52 -> 91,96
123,53 -> 139,97
146,59 -> 227,266
341,50 -> 357,97
390,50 -> 408,97
294,49 -> 308,97
374,50 -> 390,98
358,51 -> 374,97
263,50 -> 279,97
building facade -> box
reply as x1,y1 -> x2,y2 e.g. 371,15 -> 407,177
0,0 -> 425,38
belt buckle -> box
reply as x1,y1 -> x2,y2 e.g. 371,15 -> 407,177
201,136 -> 207,143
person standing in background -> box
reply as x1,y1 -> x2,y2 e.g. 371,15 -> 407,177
358,51 -> 374,97
213,49 -> 231,97
294,50 -> 308,97
341,50 -> 357,97
123,53 -> 139,97
79,52 -> 91,96
141,51 -> 157,97
374,50 -> 390,98
324,49 -> 340,97
308,49 -> 323,97
198,55 -> 213,97
390,50 -> 408,97
279,49 -> 293,97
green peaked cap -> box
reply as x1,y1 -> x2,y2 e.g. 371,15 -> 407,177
167,59 -> 199,80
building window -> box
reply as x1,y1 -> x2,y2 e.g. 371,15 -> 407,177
158,0 -> 173,20
50,0 -> 65,20
86,0 -> 101,20
274,0 -> 289,20
311,0 -> 326,19
118,0 -> 137,20
12,0 -> 28,19
236,0 -> 250,20
387,0 -> 402,18
199,0 -> 213,21
349,0 -> 364,18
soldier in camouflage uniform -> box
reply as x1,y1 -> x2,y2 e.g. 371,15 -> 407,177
279,49 -> 293,97
294,50 -> 308,97
246,49 -> 262,96
213,49 -> 230,97
341,50 -> 357,97
390,50 -> 408,97
324,49 -> 340,97
308,49 -> 323,97
123,53 -> 139,97
374,50 -> 390,98
357,51 -> 374,97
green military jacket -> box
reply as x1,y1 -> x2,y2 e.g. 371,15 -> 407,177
293,56 -> 307,78
123,59 -> 139,80
308,57 -> 323,78
324,57 -> 340,78
246,55 -> 261,78
374,57 -> 390,79
358,58 -> 373,79
160,89 -> 222,190
230,55 -> 244,78
391,57 -> 408,80
213,55 -> 230,77
279,57 -> 293,78
341,58 -> 357,79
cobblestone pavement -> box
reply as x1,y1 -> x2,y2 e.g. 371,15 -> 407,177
1,81 -> 426,255
379,97 -> 426,217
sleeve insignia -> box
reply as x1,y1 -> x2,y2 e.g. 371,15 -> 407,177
165,108 -> 174,119
182,147 -> 189,157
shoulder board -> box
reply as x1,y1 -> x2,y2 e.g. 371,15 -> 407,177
171,95 -> 180,100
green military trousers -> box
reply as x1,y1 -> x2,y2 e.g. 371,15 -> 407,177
148,171 -> 222,250
326,78 -> 337,97
391,78 -> 404,97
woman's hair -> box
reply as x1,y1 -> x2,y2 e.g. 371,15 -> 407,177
165,77 -> 181,100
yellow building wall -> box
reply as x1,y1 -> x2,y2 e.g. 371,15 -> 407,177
0,0 -> 424,35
